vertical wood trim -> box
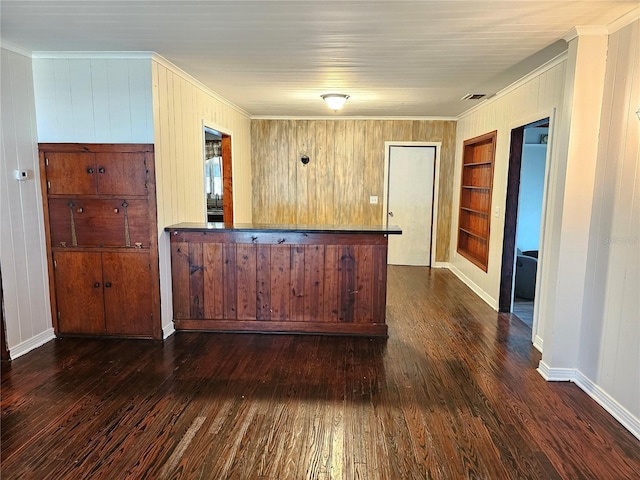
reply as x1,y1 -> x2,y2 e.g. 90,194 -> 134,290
256,245 -> 271,320
339,245 -> 356,322
290,245 -> 306,321
189,243 -> 204,319
304,244 -> 325,322
323,245 -> 340,322
171,241 -> 190,319
270,245 -> 291,320
499,127 -> 525,312
223,243 -> 237,319
222,135 -> 234,222
236,244 -> 257,320
203,243 -> 224,319
372,245 -> 388,323
355,245 -> 374,323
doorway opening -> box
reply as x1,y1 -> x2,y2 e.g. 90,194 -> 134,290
203,125 -> 233,223
499,118 -> 549,330
383,143 -> 440,266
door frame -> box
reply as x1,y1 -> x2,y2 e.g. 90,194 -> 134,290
202,120 -> 234,222
383,142 -> 442,267
499,110 -> 555,349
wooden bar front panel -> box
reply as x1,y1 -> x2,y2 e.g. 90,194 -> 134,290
169,231 -> 390,336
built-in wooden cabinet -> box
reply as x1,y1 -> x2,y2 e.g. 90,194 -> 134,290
457,131 -> 497,271
40,144 -> 161,338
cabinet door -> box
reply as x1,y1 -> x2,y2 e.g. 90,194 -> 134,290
102,252 -> 153,336
95,152 -> 148,196
45,152 -> 97,195
53,252 -> 105,334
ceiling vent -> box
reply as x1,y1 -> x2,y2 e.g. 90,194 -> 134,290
461,93 -> 486,100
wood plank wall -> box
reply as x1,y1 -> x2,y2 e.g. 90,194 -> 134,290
251,120 -> 457,262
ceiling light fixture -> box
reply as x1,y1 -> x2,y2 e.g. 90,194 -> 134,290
321,93 -> 349,111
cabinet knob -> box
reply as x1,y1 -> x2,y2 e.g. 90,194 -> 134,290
77,207 -> 83,213
98,167 -> 106,174
93,282 -> 100,288
87,168 -> 94,174
105,282 -> 112,288
114,208 -> 119,213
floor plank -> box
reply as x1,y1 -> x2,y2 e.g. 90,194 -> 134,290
2,267 -> 639,479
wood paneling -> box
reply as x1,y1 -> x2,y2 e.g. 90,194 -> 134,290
251,119 -> 456,262
169,230 -> 391,335
151,57 -> 252,334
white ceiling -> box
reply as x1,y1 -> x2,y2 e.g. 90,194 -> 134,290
1,1 -> 638,118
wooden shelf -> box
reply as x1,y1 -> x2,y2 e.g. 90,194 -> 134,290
463,161 -> 493,166
460,206 -> 489,215
457,130 -> 497,272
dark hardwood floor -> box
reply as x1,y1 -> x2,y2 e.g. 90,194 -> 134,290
2,267 -> 639,479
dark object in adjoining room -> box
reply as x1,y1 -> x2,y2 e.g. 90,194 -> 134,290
515,249 -> 538,300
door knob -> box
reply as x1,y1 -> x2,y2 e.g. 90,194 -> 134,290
388,211 -> 394,217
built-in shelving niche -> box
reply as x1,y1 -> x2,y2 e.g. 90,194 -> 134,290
457,130 -> 497,271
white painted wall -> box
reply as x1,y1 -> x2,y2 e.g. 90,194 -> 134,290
578,19 -> 640,431
450,57 -> 566,308
452,19 -> 640,439
32,54 -> 154,143
0,47 -> 54,357
151,56 -> 252,336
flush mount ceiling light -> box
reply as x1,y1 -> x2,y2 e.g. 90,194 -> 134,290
321,93 -> 349,111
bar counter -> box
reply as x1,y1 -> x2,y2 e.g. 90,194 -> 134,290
165,222 -> 401,336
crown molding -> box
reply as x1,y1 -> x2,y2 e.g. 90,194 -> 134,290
607,6 -> 640,34
563,25 -> 609,42
0,41 -> 32,57
150,53 -> 251,119
457,51 -> 568,121
31,51 -> 154,59
250,115 -> 457,121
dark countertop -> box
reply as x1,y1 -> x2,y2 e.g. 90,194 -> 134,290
165,222 -> 402,235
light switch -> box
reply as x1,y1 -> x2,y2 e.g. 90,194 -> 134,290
494,206 -> 500,218
370,195 -> 379,204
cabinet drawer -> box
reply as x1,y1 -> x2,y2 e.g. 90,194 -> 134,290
49,198 -> 150,248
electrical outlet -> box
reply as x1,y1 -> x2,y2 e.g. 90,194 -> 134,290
369,195 -> 379,204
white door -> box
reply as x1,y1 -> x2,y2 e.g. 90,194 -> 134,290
387,146 -> 436,266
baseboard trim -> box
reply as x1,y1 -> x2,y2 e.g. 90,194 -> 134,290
533,335 -> 544,353
537,361 -> 640,441
573,370 -> 640,441
431,261 -> 450,269
162,321 -> 175,339
447,264 -> 498,310
9,328 -> 56,360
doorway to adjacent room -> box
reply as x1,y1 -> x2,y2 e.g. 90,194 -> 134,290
500,117 -> 549,336
203,124 -> 233,223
